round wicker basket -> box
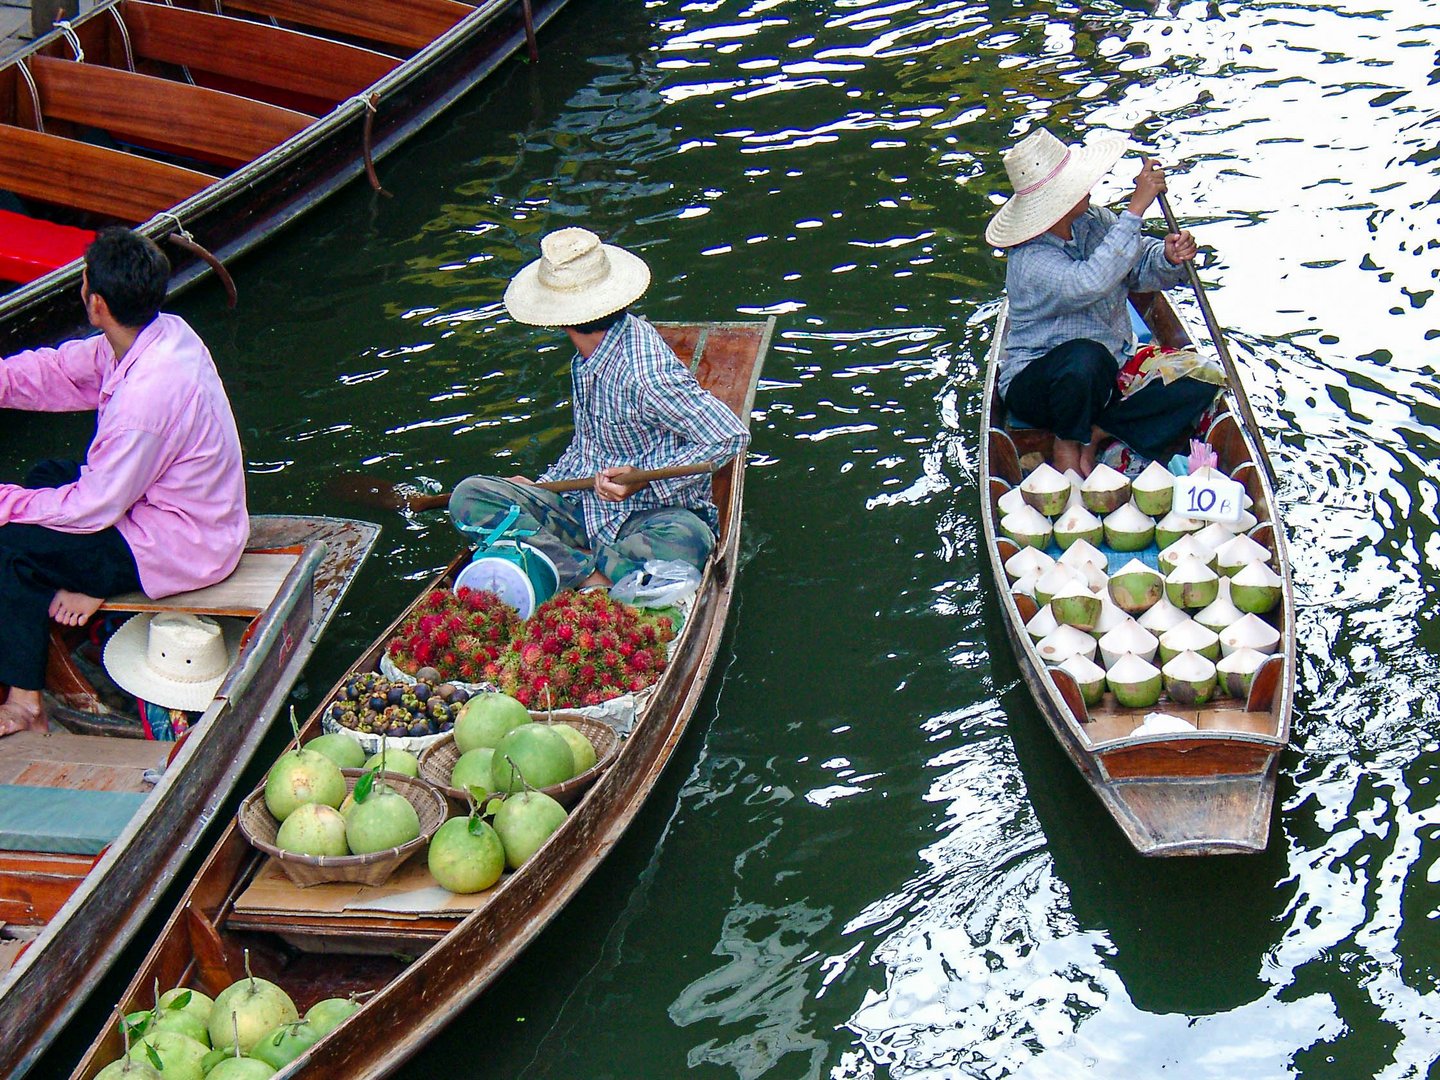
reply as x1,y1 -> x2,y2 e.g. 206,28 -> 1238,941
238,769 -> 449,888
417,714 -> 620,810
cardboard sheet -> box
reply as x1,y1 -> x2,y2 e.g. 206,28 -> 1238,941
234,853 -> 503,920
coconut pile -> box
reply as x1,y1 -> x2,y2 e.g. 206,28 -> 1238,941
1001,460 -> 1282,711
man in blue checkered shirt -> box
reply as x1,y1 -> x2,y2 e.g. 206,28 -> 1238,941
450,228 -> 750,589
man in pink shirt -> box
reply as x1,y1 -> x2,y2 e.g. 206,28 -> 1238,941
0,228 -> 248,735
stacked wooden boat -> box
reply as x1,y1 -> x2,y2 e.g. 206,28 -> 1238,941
981,293 -> 1294,856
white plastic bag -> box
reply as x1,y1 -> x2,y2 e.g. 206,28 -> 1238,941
609,559 -> 702,608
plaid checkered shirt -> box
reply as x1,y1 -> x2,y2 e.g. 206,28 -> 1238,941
538,313 -> 751,545
998,206 -> 1187,399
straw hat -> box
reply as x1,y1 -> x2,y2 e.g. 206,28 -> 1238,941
503,228 -> 651,327
103,612 -> 245,712
985,128 -> 1130,249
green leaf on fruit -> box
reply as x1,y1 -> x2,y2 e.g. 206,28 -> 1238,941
484,796 -> 505,817
467,812 -> 486,835
167,990 -> 192,1010
145,1043 -> 164,1069
354,770 -> 375,804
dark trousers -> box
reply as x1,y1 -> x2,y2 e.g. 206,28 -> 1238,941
1005,338 -> 1217,461
0,459 -> 141,690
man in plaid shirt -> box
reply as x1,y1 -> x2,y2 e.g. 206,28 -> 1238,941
450,228 -> 749,589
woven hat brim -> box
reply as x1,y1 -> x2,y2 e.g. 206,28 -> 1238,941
102,614 -> 247,712
985,135 -> 1130,249
503,244 -> 651,328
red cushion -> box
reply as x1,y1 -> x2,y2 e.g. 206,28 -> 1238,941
0,209 -> 94,284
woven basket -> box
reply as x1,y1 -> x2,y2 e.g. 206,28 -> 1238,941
417,714 -> 620,810
238,769 -> 449,888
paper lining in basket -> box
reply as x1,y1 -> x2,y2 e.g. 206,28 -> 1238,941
377,651 -> 497,696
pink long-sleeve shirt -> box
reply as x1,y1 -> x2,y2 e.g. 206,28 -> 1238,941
0,313 -> 248,598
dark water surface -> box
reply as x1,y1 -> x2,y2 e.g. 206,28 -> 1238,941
43,0 -> 1440,1075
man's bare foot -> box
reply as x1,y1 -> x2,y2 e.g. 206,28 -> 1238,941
579,570 -> 612,589
0,690 -> 47,737
50,590 -> 104,627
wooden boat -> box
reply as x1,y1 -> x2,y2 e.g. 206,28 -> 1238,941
0,0 -> 571,353
0,513 -> 381,1079
980,292 -> 1294,856
67,319 -> 773,1079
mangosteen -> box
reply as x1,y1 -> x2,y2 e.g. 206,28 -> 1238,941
368,694 -> 388,713
451,688 -> 471,705
412,683 -> 431,703
407,720 -> 431,738
384,686 -> 405,706
439,720 -> 454,734
344,681 -> 361,701
428,698 -> 448,719
415,666 -> 442,683
386,721 -> 409,738
434,683 -> 456,701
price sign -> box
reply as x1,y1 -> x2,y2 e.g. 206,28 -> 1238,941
1172,472 -> 1245,524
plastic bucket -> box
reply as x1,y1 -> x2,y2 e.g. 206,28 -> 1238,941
453,540 -> 559,620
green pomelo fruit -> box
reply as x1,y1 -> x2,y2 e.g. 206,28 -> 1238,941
200,1048 -> 230,1074
493,791 -> 568,869
548,724 -> 597,774
159,987 -> 214,1027
95,1057 -> 163,1080
207,1057 -> 276,1080
263,750 -> 346,822
150,1007 -> 211,1047
208,979 -> 298,1054
454,693 -> 532,753
490,725 -> 575,793
304,998 -> 361,1038
344,788 -> 421,855
128,1030 -> 209,1080
304,732 -> 367,770
250,1021 -> 320,1070
428,816 -> 506,894
450,748 -> 496,796
274,802 -> 350,857
363,748 -> 420,778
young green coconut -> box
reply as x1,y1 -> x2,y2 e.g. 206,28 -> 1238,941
1107,559 -> 1164,615
1049,580 -> 1102,633
1009,569 -> 1042,602
1230,561 -> 1283,614
1130,460 -> 1176,517
1161,649 -> 1219,707
1157,533 -> 1211,576
1102,502 -> 1156,552
1035,624 -> 1099,666
1158,619 -> 1221,664
1033,563 -> 1081,608
1057,537 -> 1107,575
1165,555 -> 1220,611
1099,619 -> 1158,669
1080,463 -> 1131,514
1025,604 -> 1059,643
1000,505 -> 1054,551
1090,593 -> 1131,639
1194,580 -> 1245,636
1104,652 -> 1163,709
1055,654 -> 1107,707
1217,647 -> 1270,698
1019,462 -> 1071,517
1137,592 -> 1189,635
1052,505 -> 1104,550
1215,533 -> 1272,577
1218,613 -> 1281,657
1154,510 -> 1203,551
997,485 -> 1029,518
1004,546 -> 1055,582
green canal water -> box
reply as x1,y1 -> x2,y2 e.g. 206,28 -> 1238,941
36,0 -> 1440,1075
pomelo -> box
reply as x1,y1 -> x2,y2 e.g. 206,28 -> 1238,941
304,997 -> 361,1038
127,1030 -> 209,1080
450,747 -> 496,797
304,732 -> 367,770
492,791 -> 568,869
208,976 -> 298,1054
263,749 -> 345,822
363,748 -> 420,778
345,787 -> 421,855
250,1021 -> 320,1070
428,816 -> 506,894
454,692 -> 532,753
549,724 -> 597,775
490,724 -> 575,793
274,802 -> 349,857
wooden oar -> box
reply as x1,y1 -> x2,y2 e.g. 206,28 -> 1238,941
1155,188 -> 1279,490
335,461 -> 718,513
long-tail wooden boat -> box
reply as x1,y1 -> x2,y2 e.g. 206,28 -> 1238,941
980,292 -> 1294,856
67,319 -> 772,1079
0,513 -> 380,1079
0,0 -> 571,353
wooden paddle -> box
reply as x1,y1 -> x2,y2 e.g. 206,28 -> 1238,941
1154,184 -> 1279,490
335,461 -> 718,513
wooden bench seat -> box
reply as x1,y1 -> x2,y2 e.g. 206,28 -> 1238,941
101,551 -> 300,618
219,0 -> 471,53
0,209 -> 94,283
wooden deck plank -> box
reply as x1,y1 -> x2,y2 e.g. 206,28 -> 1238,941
218,0 -> 470,53
102,552 -> 299,616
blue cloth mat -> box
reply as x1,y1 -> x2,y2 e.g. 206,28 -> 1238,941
1042,541 -> 1161,574
0,784 -> 146,855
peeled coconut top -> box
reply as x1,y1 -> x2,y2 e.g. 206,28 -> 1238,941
1217,646 -> 1268,675
1220,613 -> 1281,651
1054,505 -> 1102,535
1036,624 -> 1098,662
1162,648 -> 1217,680
1112,557 -> 1161,584
997,486 -> 1029,517
1105,501 -> 1155,535
1020,462 -> 1068,499
1058,653 -> 1106,684
1006,546 -> 1056,581
1058,538 -> 1107,572
1192,522 -> 1237,555
1082,463 -> 1129,496
1026,604 -> 1059,638
1133,460 -> 1175,494
1101,619 -> 1157,655
1139,602 -> 1191,635
1092,595 -> 1131,635
1010,569 -> 1041,597
1160,619 -> 1219,652
1195,591 -> 1243,630
1036,562 -> 1080,596
1051,580 -> 1097,604
1002,505 -> 1052,536
1156,510 -> 1203,537
1167,554 -> 1219,586
1106,651 -> 1160,683
1231,559 -> 1283,590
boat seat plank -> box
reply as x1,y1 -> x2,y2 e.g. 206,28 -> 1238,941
0,731 -> 167,792
101,551 -> 300,617
0,125 -> 212,223
219,0 -> 470,53
0,784 -> 146,855
0,209 -> 94,284
692,325 -> 769,416
123,2 -> 401,105
29,55 -> 313,171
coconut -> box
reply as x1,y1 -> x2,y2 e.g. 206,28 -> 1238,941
1034,563 -> 1080,608
1026,604 -> 1059,643
1000,506 -> 1054,550
1057,538 -> 1107,574
1137,592 -> 1188,635
1215,533 -> 1272,577
1081,563 -> 1111,594
1010,570 -> 1041,602
1230,561 -> 1283,614
1194,582 -> 1244,635
1090,594 -> 1131,638
1192,522 -> 1238,557
1105,653 -> 1163,709
1103,502 -> 1156,552
1158,619 -> 1220,663
1219,613 -> 1281,657
997,485 -> 1029,518
1052,506 -> 1104,550
1019,462 -> 1071,517
1107,559 -> 1164,614
1162,650 -> 1218,707
1062,469 -> 1085,506
1050,581 -> 1102,632
1154,510 -> 1203,551
1217,647 -> 1269,698
1099,620 -> 1158,669
1165,555 -> 1220,610
1035,624 -> 1099,666
1235,507 -> 1259,532
1005,546 -> 1055,582
1131,460 -> 1176,516
1157,533 -> 1212,575
1056,654 -> 1107,706
1080,463 -> 1131,514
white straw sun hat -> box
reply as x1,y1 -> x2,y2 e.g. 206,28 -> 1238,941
985,127 -> 1131,249
503,227 -> 652,328
103,611 -> 245,712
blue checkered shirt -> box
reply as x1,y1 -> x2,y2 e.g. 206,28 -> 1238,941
538,313 -> 751,545
997,206 -> 1187,398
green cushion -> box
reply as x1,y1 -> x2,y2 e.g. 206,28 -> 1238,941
0,784 -> 147,855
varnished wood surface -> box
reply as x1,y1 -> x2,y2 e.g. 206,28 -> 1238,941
217,0 -> 471,52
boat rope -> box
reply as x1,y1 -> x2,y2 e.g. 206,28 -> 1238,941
158,214 -> 238,308
108,7 -> 135,72
53,19 -> 84,62
360,93 -> 392,197
521,0 -> 538,62
16,61 -> 44,133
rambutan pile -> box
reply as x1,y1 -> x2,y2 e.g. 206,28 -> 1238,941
489,589 -> 677,709
387,586 -> 522,683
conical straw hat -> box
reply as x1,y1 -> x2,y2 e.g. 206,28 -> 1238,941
985,128 -> 1130,249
